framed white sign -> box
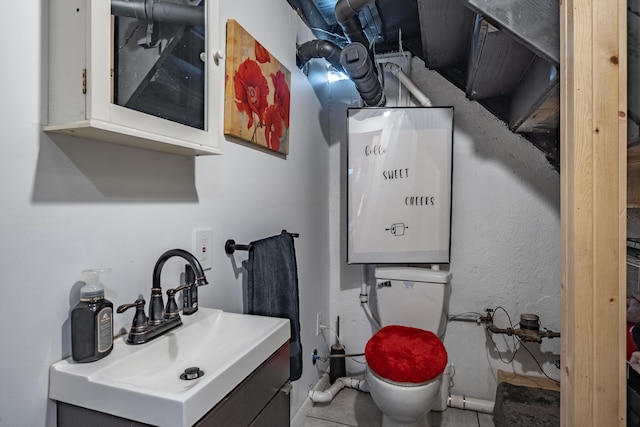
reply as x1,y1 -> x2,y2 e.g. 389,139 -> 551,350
347,107 -> 453,264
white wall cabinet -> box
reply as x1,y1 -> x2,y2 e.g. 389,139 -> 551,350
45,0 -> 223,156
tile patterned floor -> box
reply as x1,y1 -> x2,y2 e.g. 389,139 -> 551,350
301,388 -> 495,427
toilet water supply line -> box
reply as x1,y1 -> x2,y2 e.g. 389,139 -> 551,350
360,281 -> 381,331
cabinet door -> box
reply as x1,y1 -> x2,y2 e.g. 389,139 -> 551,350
248,387 -> 290,427
112,2 -> 206,131
47,0 -> 222,155
195,343 -> 290,426
57,402 -> 153,427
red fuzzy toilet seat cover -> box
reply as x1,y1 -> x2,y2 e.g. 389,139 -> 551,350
365,325 -> 448,384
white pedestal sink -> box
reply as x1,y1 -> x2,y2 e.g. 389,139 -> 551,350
49,308 -> 290,427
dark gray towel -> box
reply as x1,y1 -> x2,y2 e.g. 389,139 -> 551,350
245,231 -> 302,381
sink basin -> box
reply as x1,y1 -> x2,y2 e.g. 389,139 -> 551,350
49,308 -> 290,427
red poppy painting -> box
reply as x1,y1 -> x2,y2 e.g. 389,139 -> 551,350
224,20 -> 291,155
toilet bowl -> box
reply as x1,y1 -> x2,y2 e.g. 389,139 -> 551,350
366,366 -> 443,427
366,267 -> 452,427
365,324 -> 448,427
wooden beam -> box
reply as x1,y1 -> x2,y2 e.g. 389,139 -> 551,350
629,0 -> 640,123
560,0 -> 627,425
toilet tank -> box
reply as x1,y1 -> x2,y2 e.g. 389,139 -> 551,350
374,267 -> 451,337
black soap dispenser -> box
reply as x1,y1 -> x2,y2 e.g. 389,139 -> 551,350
71,269 -> 114,363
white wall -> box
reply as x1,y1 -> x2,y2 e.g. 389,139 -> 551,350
326,57 -> 561,401
0,1 -> 331,425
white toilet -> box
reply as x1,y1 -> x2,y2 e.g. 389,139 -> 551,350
365,266 -> 451,427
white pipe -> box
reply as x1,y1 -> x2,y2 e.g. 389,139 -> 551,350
381,62 -> 432,107
360,273 -> 381,331
448,393 -> 494,414
342,377 -> 370,392
360,281 -> 368,304
308,377 -> 370,403
362,303 -> 381,330
308,380 -> 344,403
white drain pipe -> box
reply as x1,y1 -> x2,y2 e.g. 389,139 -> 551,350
381,62 -> 432,107
360,281 -> 381,331
436,364 -> 494,414
308,377 -> 370,403
448,393 -> 494,414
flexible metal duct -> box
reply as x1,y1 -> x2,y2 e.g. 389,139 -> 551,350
297,40 -> 344,73
111,0 -> 204,26
334,0 -> 375,47
340,42 -> 385,107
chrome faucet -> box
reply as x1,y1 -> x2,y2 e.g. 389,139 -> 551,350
117,249 -> 209,345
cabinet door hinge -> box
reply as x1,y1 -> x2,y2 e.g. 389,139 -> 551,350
82,68 -> 87,94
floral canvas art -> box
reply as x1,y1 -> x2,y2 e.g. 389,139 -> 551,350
224,19 -> 291,154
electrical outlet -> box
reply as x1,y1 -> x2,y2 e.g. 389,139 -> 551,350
316,311 -> 323,336
193,228 -> 213,271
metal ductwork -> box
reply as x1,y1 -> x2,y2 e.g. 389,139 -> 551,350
334,0 -> 375,47
297,40 -> 344,73
296,0 -> 385,107
340,42 -> 385,107
111,0 -> 204,26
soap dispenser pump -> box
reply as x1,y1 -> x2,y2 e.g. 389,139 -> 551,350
71,269 -> 114,363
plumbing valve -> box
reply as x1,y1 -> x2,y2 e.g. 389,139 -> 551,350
487,313 -> 560,343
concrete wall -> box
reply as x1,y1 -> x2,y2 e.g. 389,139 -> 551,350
326,57 -> 561,401
0,1 -> 331,425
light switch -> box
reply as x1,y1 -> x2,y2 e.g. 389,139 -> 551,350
193,228 -> 213,270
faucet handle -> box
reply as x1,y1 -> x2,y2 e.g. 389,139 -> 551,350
117,299 -> 148,332
116,298 -> 145,313
168,284 -> 190,294
165,285 -> 189,320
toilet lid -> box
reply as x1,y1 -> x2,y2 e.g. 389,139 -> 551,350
365,325 -> 447,384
